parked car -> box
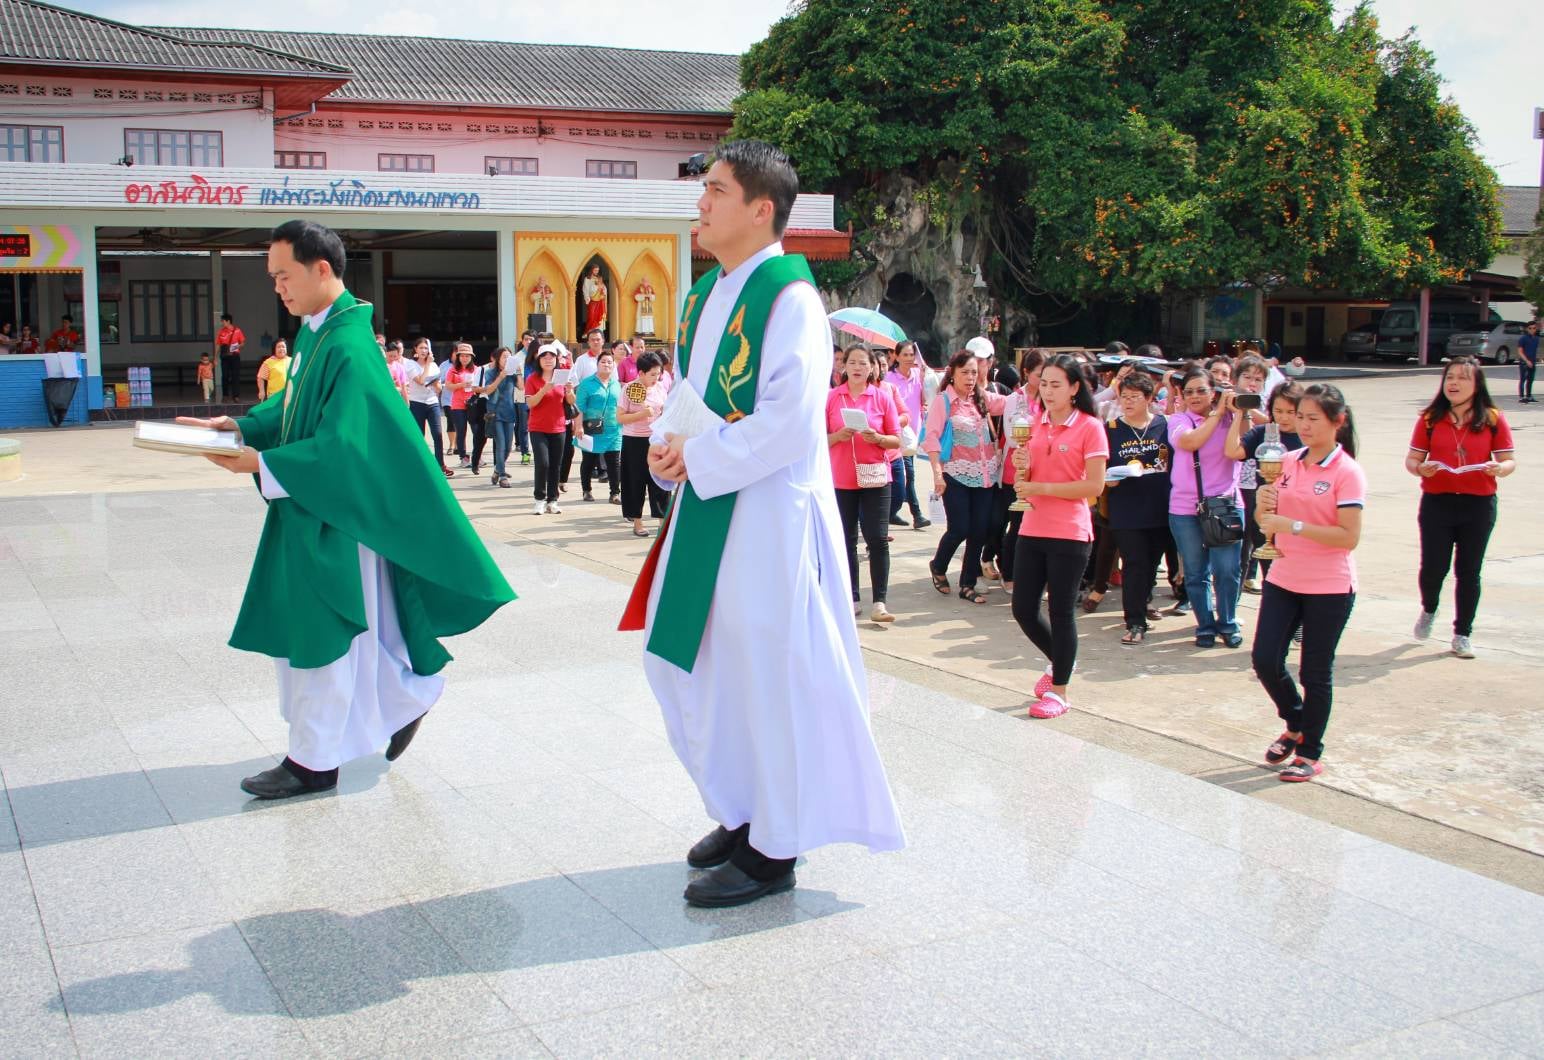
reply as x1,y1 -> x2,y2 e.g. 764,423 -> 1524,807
1339,323 -> 1378,360
1374,302 -> 1501,361
1446,321 -> 1528,365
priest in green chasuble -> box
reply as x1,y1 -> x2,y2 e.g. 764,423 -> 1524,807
621,141 -> 904,907
181,220 -> 515,799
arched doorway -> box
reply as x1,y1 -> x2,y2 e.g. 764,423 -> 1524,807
574,255 -> 614,341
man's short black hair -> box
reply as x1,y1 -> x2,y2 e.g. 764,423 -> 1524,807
271,219 -> 346,279
713,140 -> 799,238
61,315 -> 72,324
220,313 -> 233,323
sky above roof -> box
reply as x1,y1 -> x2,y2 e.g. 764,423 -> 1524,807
65,0 -> 1544,185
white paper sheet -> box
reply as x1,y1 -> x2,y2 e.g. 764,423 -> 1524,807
649,379 -> 724,445
840,407 -> 870,431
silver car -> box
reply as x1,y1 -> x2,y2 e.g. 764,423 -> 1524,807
1446,321 -> 1528,365
1339,323 -> 1378,359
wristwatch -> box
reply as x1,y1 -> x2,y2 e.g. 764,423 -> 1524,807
1290,520 -> 1304,535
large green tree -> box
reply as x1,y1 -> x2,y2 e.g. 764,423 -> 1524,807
732,0 -> 1502,307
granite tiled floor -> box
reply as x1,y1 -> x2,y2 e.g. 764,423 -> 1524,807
2,488 -> 1543,1058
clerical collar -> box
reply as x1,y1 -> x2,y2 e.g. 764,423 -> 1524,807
719,241 -> 784,284
303,298 -> 339,333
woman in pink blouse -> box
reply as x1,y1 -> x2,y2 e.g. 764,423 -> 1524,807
828,344 -> 903,622
924,349 -> 1009,604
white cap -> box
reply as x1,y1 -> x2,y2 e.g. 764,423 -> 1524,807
966,336 -> 995,359
536,342 -> 561,357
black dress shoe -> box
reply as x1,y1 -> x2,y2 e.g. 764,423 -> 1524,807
684,862 -> 795,908
686,824 -> 744,869
239,764 -> 336,800
386,713 -> 426,762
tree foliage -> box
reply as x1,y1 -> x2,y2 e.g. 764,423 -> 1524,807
731,0 -> 1503,303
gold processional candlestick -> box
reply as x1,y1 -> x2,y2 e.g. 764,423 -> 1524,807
1252,424 -> 1289,561
1008,414 -> 1034,513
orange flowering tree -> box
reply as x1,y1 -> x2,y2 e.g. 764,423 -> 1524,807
731,0 -> 1501,303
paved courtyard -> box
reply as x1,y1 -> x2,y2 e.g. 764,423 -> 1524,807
3,443 -> 1544,1054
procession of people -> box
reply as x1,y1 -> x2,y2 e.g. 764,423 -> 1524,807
169,141 -> 1520,913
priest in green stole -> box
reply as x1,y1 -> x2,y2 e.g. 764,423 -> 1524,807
623,141 -> 904,907
181,220 -> 515,799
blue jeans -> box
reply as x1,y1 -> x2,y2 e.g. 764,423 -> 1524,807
492,418 -> 515,478
1168,512 -> 1243,639
513,403 -> 530,455
889,455 -> 921,520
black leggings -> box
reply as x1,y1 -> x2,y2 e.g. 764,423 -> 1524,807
469,412 -> 489,471
1114,526 -> 1168,631
1417,492 -> 1497,637
530,430 -> 564,502
581,448 -> 620,496
621,434 -> 669,519
1252,582 -> 1355,761
410,400 -> 446,469
1087,523 -> 1119,594
1012,536 -> 1092,686
835,485 -> 891,604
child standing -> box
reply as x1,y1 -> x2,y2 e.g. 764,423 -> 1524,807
196,353 -> 214,403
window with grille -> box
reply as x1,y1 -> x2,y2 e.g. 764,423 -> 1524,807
129,280 -> 213,343
0,125 -> 64,162
275,151 -> 327,169
585,159 -> 637,179
485,156 -> 539,176
379,153 -> 434,172
124,129 -> 223,166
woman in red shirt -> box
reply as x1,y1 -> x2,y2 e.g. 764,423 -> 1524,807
445,345 -> 479,469
1010,354 -> 1108,719
827,344 -> 902,623
1405,357 -> 1517,659
525,345 -> 575,515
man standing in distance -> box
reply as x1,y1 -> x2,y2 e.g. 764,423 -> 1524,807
623,141 -> 904,907
215,312 -> 245,402
180,220 -> 515,798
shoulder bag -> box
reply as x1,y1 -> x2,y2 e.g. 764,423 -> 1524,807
1192,438 -> 1243,548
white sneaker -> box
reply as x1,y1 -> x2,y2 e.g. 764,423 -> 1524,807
1413,610 -> 1436,640
533,501 -> 545,516
547,502 -> 562,514
1451,635 -> 1475,659
871,603 -> 895,623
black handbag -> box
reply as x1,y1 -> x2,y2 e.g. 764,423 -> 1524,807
1192,448 -> 1243,548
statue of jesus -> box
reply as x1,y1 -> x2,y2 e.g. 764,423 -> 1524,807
582,265 -> 607,335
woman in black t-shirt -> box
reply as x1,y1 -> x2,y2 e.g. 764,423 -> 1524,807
1104,372 -> 1172,644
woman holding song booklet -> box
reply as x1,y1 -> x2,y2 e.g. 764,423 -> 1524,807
1405,357 -> 1516,660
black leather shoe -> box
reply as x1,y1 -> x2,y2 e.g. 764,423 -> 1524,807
686,824 -> 743,869
240,764 -> 336,800
386,714 -> 426,761
684,862 -> 795,908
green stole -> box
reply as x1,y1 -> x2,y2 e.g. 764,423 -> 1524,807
637,252 -> 816,672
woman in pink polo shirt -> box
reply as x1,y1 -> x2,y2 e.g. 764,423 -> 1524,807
1252,384 -> 1365,783
828,344 -> 903,622
1009,354 -> 1109,719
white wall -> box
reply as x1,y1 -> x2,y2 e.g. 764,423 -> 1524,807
0,73 -> 275,168
274,108 -> 723,180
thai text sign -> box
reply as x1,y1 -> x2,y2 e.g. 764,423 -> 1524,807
120,174 -> 482,210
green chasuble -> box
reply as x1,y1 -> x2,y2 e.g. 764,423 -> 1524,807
233,290 -> 515,673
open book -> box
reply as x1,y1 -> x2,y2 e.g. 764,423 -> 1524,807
132,420 -> 243,457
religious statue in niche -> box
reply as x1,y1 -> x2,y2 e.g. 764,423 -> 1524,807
581,264 -> 607,335
530,276 -> 554,315
633,279 -> 657,335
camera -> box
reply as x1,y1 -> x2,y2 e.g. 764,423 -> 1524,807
1235,393 -> 1263,411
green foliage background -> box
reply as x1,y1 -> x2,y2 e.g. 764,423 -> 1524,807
731,0 -> 1503,303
